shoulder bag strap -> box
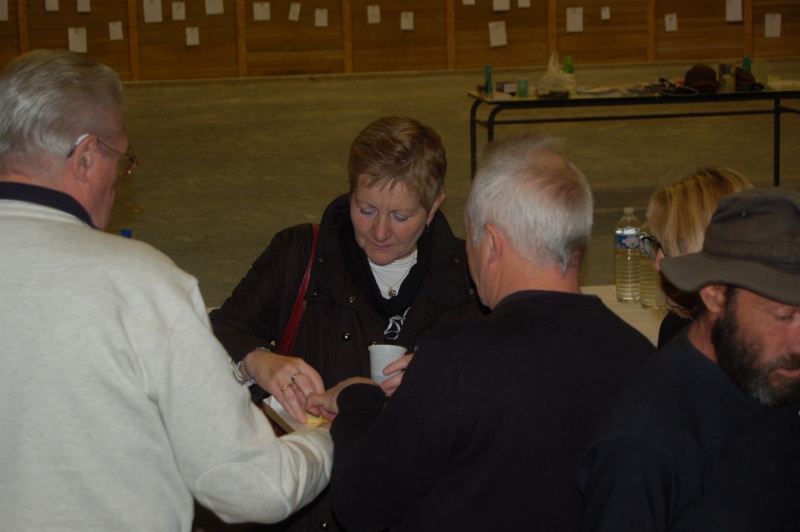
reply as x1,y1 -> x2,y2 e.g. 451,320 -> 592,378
279,223 -> 320,356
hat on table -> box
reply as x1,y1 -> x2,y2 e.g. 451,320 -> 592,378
684,64 -> 718,93
661,187 -> 800,305
735,67 -> 764,91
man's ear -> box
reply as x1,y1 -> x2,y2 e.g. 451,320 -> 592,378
483,223 -> 505,264
698,284 -> 728,315
68,135 -> 98,183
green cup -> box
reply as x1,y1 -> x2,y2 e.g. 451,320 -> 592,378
517,78 -> 530,98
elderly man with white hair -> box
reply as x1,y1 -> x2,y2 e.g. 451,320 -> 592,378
0,50 -> 332,532
307,134 -> 654,530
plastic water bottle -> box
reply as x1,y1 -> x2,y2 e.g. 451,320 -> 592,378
638,223 -> 662,310
485,64 -> 493,95
719,63 -> 734,93
615,207 -> 640,303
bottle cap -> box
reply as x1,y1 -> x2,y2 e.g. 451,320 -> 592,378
121,229 -> 132,238
623,207 -> 634,214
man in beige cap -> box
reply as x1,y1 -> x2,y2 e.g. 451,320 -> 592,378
579,187 -> 800,531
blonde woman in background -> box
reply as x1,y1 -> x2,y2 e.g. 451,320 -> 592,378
643,167 -> 753,347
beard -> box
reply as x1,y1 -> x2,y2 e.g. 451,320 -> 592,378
712,296 -> 800,407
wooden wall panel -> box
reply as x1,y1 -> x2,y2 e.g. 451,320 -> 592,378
350,1 -> 448,72
246,0 -> 344,76
753,0 -> 800,57
453,1 -> 548,70
556,0 -> 648,64
654,0 -> 744,61
137,0 -> 238,80
3,1 -> 799,80
0,1 -> 21,69
25,1 -> 132,80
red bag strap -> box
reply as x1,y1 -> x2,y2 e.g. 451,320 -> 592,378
279,223 -> 320,356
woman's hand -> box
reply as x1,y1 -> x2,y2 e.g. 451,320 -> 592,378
379,353 -> 414,397
242,349 -> 324,422
305,377 -> 379,421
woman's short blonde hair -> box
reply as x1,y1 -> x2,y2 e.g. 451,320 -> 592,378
347,116 -> 446,212
647,168 -> 753,257
647,167 -> 753,316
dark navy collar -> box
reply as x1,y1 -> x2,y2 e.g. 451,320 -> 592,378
0,181 -> 96,229
495,289 -> 592,309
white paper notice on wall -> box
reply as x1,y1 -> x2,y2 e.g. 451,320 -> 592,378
493,0 -> 510,12
0,0 -> 8,22
488,20 -> 507,48
463,0 -> 475,5
186,26 -> 199,46
172,2 -> 186,20
68,27 -> 88,53
46,0 -> 59,12
253,2 -> 270,21
144,0 -> 163,23
77,0 -> 91,14
518,0 -> 530,8
665,13 -> 678,32
765,13 -> 781,38
725,0 -> 742,22
566,7 -> 583,33
289,2 -> 301,22
109,21 -> 124,40
401,11 -> 414,31
315,8 -> 328,27
367,5 -> 380,24
205,0 -> 223,15
601,6 -> 610,20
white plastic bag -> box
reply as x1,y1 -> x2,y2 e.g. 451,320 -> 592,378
535,52 -> 577,97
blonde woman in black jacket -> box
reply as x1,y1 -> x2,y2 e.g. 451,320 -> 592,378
209,116 -> 484,530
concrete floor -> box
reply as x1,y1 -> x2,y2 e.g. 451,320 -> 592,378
107,58 -> 800,307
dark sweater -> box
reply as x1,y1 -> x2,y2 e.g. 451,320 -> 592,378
657,310 -> 692,348
330,290 -> 655,531
578,331 -> 800,531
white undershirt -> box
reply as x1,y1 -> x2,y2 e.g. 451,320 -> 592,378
368,250 -> 418,299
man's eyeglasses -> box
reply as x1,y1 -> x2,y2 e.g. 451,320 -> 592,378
97,139 -> 139,177
67,134 -> 139,177
639,233 -> 662,261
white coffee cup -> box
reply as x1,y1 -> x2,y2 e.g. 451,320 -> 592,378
368,344 -> 407,383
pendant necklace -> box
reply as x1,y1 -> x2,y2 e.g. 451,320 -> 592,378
369,251 -> 417,299
370,265 -> 412,298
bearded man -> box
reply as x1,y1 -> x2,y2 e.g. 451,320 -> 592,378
578,187 -> 800,531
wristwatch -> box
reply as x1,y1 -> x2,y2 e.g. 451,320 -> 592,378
231,359 -> 255,387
